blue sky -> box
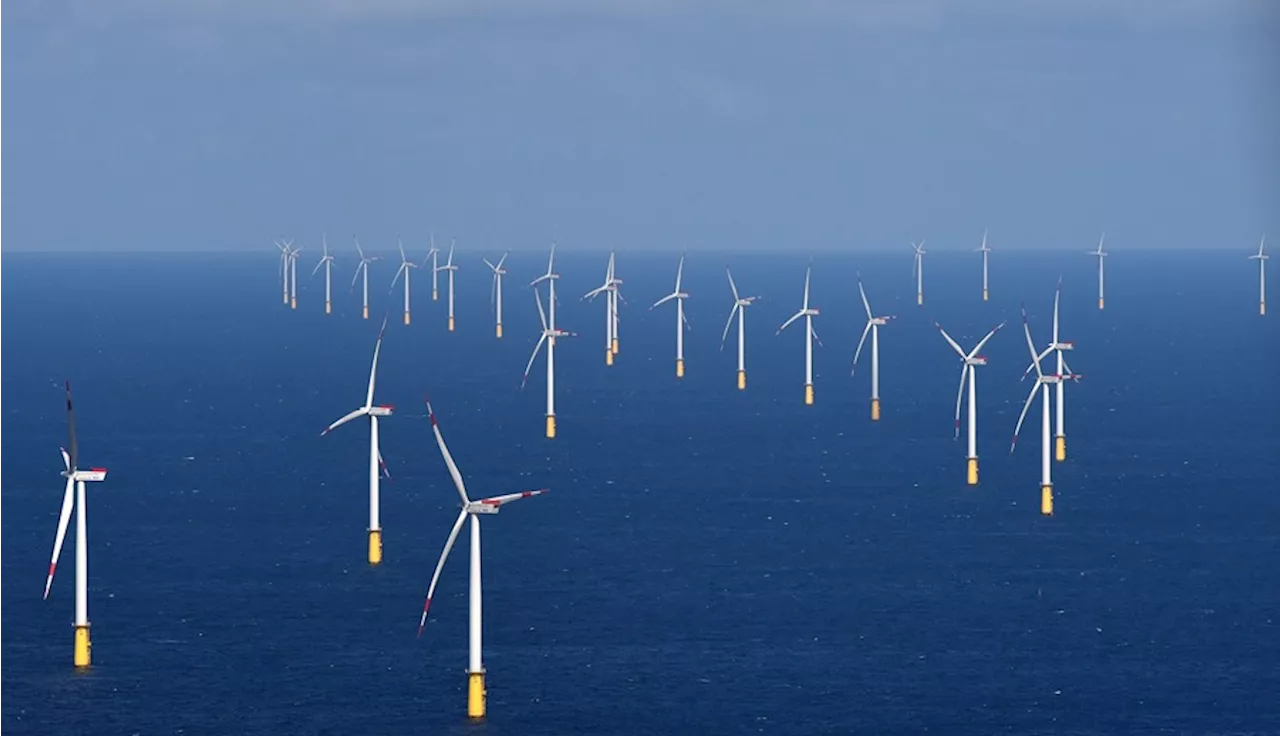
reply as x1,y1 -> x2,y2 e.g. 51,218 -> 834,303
3,1 -> 1277,252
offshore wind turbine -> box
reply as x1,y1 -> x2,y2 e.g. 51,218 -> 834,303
312,234 -> 335,314
610,255 -> 623,357
417,398 -> 548,720
582,251 -> 619,365
289,245 -> 302,309
850,274 -> 895,421
1021,279 -> 1080,462
351,237 -> 380,320
911,240 -> 927,306
436,241 -> 459,331
321,317 -> 394,564
43,382 -> 107,668
650,255 -> 690,378
484,253 -> 509,338
275,239 -> 293,305
720,267 -> 758,390
935,321 -> 1005,485
1249,236 -> 1268,315
976,231 -> 992,301
778,265 -> 821,405
390,238 -> 418,326
1089,233 -> 1108,310
525,246 -> 574,438
424,236 -> 441,302
1011,306 -> 1075,516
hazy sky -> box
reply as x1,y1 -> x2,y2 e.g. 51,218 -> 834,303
3,1 -> 1277,252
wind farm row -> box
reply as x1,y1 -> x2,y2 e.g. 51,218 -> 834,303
38,235 -> 1268,723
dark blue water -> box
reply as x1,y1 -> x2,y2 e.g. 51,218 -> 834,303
3,250 -> 1278,735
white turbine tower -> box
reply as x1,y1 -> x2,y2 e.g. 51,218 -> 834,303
43,382 -> 107,668
651,255 -> 690,378
1089,233 -> 1108,310
778,265 -> 821,405
1021,279 -> 1080,462
275,239 -> 293,305
424,235 -> 441,302
525,246 -> 574,438
436,241 -> 459,331
976,231 -> 992,301
850,273 -> 896,421
911,240 -> 927,306
720,267 -> 758,390
390,238 -> 418,326
610,256 -> 623,357
417,398 -> 548,720
1012,305 -> 1079,516
288,245 -> 303,309
351,237 -> 380,320
312,234 -> 335,315
1249,235 -> 1268,316
484,253 -> 509,338
935,321 -> 1005,485
583,251 -> 619,365
321,317 -> 394,564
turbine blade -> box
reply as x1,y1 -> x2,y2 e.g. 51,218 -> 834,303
970,321 -> 1006,358
424,397 -> 471,505
953,366 -> 968,440
777,311 -> 804,334
726,267 -> 740,302
802,267 -> 811,310
44,476 -> 75,599
321,407 -> 368,436
651,293 -> 676,309
365,316 -> 389,408
350,262 -> 364,291
857,274 -> 873,320
521,334 -> 548,389
934,322 -> 966,359
476,489 -> 548,507
851,321 -> 872,376
1010,380 -> 1041,454
674,255 -> 685,292
535,288 -> 548,331
417,509 -> 469,637
1021,306 -> 1043,378
720,305 -> 737,350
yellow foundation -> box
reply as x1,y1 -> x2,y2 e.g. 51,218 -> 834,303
74,625 -> 91,667
966,458 -> 978,486
612,338 -> 619,355
368,529 -> 382,565
1262,302 -> 1267,316
676,359 -> 685,378
291,297 -> 297,309
606,348 -> 614,366
467,671 -> 487,719
404,312 -> 411,326
737,370 -> 746,390
496,323 -> 503,338
917,293 -> 923,306
804,384 -> 814,405
1041,485 -> 1054,516
448,316 -> 455,332
432,289 -> 439,301
325,301 -> 332,315
362,305 -> 370,320
546,415 -> 556,439
1098,297 -> 1105,310
983,289 -> 989,302
1055,435 -> 1066,462
870,398 -> 880,421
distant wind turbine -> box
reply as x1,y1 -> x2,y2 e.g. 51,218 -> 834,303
289,245 -> 302,309
850,273 -> 895,421
778,265 -> 821,405
390,238 -> 418,326
1089,234 -> 1108,310
351,237 -> 381,320
1249,235 -> 1268,316
583,251 -> 619,365
436,241 -> 459,331
417,397 -> 548,720
321,317 -> 394,564
484,253 -> 509,338
275,239 -> 292,305
1021,279 -> 1080,462
911,240 -> 927,306
935,321 -> 1005,485
1012,305 -> 1079,516
524,246 -> 574,438
976,231 -> 992,302
720,267 -> 758,390
423,235 -> 441,302
650,255 -> 690,378
43,382 -> 108,668
312,234 -> 335,315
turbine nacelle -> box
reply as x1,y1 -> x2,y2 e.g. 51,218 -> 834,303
965,356 -> 989,366
869,315 -> 893,326
368,405 -> 395,417
1051,341 -> 1075,351
63,468 -> 108,482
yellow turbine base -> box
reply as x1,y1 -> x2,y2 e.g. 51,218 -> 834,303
468,671 -> 487,719
967,458 -> 979,486
1055,435 -> 1066,462
1041,485 -> 1054,516
871,398 -> 881,421
917,293 -> 923,306
325,301 -> 332,315
737,370 -> 746,390
983,289 -> 989,302
606,348 -> 614,366
496,323 -> 503,338
546,415 -> 556,439
433,290 -> 439,301
804,384 -> 814,405
362,306 -> 370,320
1262,302 -> 1267,316
74,625 -> 91,668
612,338 -> 619,355
402,312 -> 410,326
368,529 -> 383,565
1098,297 -> 1105,311
676,359 -> 685,378
283,294 -> 289,305
291,297 -> 297,309
448,316 -> 455,332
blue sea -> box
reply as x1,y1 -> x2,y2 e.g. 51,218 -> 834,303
3,250 -> 1278,735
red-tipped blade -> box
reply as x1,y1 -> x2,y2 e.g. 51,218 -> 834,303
417,598 -> 432,638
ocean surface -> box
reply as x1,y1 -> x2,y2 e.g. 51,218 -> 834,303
3,250 -> 1278,735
